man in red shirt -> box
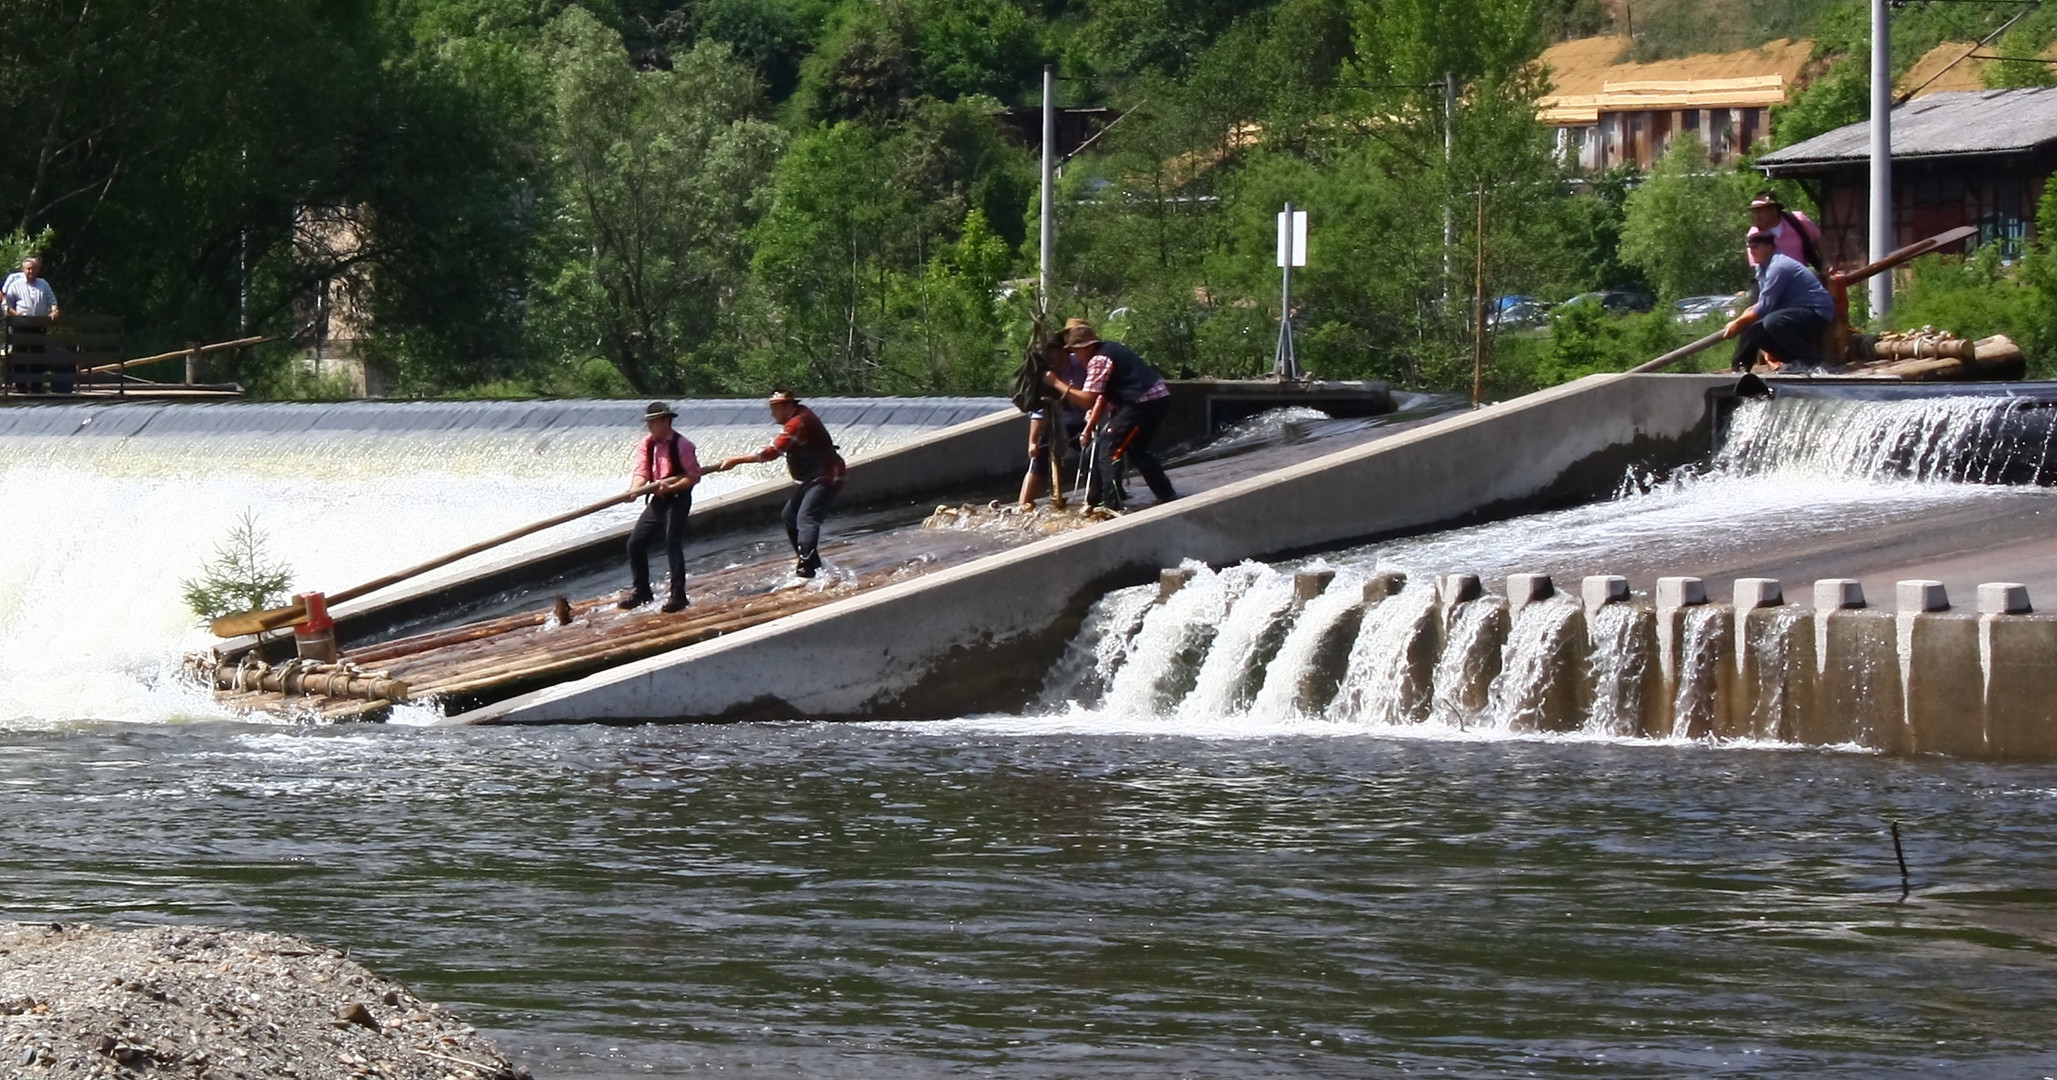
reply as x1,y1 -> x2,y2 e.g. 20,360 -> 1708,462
621,401 -> 702,612
716,390 -> 846,579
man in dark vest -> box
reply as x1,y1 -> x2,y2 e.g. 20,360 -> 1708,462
622,401 -> 703,613
715,390 -> 847,578
1041,319 -> 1177,509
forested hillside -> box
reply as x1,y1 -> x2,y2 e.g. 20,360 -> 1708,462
3,0 -> 2054,397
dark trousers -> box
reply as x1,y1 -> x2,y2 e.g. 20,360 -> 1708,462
627,493 -> 692,601
783,476 -> 841,562
1733,308 -> 1830,371
1089,397 -> 1176,508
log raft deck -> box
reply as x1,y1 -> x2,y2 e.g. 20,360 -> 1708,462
196,505 -> 1105,722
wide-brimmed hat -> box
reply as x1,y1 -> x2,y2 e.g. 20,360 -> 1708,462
643,401 -> 677,420
1062,318 -> 1101,348
1749,191 -> 1782,209
767,389 -> 799,405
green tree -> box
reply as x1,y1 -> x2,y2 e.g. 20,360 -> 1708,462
747,98 -> 1030,393
1619,136 -> 1753,300
534,10 -> 785,394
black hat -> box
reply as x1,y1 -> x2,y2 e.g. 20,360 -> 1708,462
643,401 -> 677,420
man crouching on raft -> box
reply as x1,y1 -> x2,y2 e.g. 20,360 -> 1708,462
714,390 -> 846,579
622,401 -> 702,613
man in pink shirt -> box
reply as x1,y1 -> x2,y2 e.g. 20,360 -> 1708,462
1746,191 -> 1826,275
621,401 -> 702,612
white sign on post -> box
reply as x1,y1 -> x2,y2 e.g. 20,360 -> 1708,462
1276,209 -> 1307,267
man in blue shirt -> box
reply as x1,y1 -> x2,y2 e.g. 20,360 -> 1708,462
1727,230 -> 1836,372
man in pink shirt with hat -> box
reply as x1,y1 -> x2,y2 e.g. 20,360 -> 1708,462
621,401 -> 702,613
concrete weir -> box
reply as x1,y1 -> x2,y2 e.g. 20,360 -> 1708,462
451,373 -> 1731,727
1181,569 -> 2057,760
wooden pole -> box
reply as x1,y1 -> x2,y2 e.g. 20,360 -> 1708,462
209,483 -> 661,637
84,335 -> 268,376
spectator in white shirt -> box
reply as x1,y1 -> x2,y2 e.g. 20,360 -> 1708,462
2,257 -> 59,319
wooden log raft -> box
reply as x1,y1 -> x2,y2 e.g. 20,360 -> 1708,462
206,657 -> 412,703
1840,331 -> 2025,381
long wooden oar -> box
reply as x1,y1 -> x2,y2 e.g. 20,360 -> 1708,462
209,483 -> 661,638
1629,225 -> 1981,375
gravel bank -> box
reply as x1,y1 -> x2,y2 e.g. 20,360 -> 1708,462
0,923 -> 527,1079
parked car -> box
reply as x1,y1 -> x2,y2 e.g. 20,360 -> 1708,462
1489,294 -> 1550,329
1556,290 -> 1654,315
1672,293 -> 1747,323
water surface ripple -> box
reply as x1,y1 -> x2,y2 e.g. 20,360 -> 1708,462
4,722 -> 2054,1077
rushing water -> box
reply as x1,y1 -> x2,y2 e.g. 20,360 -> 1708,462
0,397 -> 1001,728
7,392 -> 2057,1076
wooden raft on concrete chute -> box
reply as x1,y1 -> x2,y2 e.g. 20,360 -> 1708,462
189,555 -> 890,721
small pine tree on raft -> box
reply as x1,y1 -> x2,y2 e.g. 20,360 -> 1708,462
181,511 -> 294,623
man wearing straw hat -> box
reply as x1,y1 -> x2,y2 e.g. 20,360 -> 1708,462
1042,319 -> 1177,509
620,401 -> 703,612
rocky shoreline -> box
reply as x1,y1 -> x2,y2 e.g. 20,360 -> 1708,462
0,923 -> 526,1079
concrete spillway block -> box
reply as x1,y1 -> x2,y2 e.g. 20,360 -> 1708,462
1902,610 -> 1985,758
1158,567 -> 1196,603
1731,604 -> 1814,741
1978,582 -> 2032,615
1438,573 -> 1483,606
1293,570 -> 1336,602
1814,579 -> 1866,611
1581,575 -> 1630,615
1734,578 -> 1783,609
1899,580 -> 1950,613
1655,576 -> 1706,609
1506,573 -> 1555,616
1809,608 -> 1903,751
1980,613 -> 2057,761
1658,602 -> 1733,739
1364,572 -> 1406,604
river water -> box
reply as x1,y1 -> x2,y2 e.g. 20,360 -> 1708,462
7,722 -> 2056,1077
4,395 -> 2057,1076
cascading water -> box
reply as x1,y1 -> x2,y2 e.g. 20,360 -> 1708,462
1333,583 -> 1440,726
1244,572 -> 1364,721
1713,390 -> 2057,484
1428,597 -> 1504,728
1482,595 -> 1581,734
0,397 -> 1002,729
1668,604 -> 1728,739
1175,568 -> 1299,721
1042,389 -> 2057,745
1582,601 -> 1651,737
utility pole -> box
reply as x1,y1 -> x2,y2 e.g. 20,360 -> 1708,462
1870,0 -> 1894,320
1443,71 -> 1456,303
1471,187 -> 1488,407
1275,203 -> 1307,380
1039,65 -> 1057,322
